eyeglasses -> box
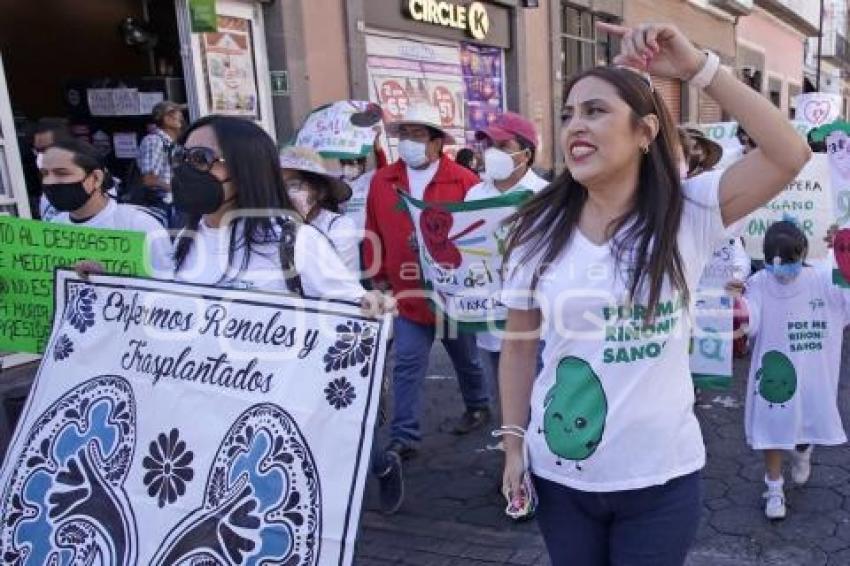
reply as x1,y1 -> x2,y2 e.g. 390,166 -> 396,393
171,145 -> 226,172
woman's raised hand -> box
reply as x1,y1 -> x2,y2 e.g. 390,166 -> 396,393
597,22 -> 706,82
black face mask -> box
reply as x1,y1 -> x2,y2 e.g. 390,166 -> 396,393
172,164 -> 226,214
42,181 -> 94,212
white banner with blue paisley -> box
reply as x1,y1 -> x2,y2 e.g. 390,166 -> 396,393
0,270 -> 391,566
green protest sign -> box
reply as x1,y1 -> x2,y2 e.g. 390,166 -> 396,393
0,217 -> 149,354
189,0 -> 217,33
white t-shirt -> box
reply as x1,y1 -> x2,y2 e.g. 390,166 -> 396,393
465,169 -> 548,352
465,169 -> 549,202
173,218 -> 366,302
743,266 -> 850,449
311,208 -> 361,275
406,161 -> 439,200
341,170 -> 375,235
53,199 -> 174,279
502,171 -> 726,492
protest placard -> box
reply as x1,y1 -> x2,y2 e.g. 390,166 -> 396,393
0,217 -> 148,353
809,120 -> 850,286
691,238 -> 737,389
0,270 -> 391,565
295,101 -> 379,159
739,154 -> 833,261
400,189 -> 531,331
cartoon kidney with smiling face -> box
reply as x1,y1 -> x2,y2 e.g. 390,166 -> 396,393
756,350 -> 797,407
541,357 -> 608,467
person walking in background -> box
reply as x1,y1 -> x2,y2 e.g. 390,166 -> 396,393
455,148 -> 479,173
339,128 -> 387,243
499,21 -> 809,565
464,112 -> 548,391
280,146 -> 360,274
137,100 -> 185,228
363,102 -> 492,464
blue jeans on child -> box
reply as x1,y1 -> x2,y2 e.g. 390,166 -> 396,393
533,471 -> 702,566
390,315 -> 490,447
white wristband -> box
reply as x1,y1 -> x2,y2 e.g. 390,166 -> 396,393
690,50 -> 720,89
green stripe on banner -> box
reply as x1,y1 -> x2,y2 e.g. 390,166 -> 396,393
398,189 -> 534,212
692,373 -> 732,390
833,269 -> 850,288
317,148 -> 373,159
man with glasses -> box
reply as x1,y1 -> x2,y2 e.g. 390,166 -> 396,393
363,103 -> 491,513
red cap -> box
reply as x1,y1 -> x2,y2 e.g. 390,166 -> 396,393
475,112 -> 537,147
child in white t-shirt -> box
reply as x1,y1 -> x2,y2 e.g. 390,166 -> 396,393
742,220 -> 850,520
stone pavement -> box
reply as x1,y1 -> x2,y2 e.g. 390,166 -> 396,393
3,334 -> 850,565
355,340 -> 850,565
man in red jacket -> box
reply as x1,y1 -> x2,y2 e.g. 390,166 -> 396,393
364,104 -> 491,469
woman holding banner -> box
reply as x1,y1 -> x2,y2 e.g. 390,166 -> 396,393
498,22 -> 810,565
41,138 -> 174,279
169,115 -> 391,315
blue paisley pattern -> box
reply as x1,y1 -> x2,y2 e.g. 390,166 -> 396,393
152,403 -> 321,566
0,376 -> 137,566
65,285 -> 97,334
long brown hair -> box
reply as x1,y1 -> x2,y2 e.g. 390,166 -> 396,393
504,66 -> 688,319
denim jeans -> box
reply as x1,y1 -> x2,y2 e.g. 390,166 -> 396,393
479,341 -> 545,399
390,315 -> 489,446
533,471 -> 702,566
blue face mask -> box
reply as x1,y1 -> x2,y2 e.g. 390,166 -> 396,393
765,260 -> 803,283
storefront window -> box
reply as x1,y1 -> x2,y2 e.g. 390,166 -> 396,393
561,5 -> 619,81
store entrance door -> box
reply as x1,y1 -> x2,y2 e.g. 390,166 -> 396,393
176,0 -> 276,138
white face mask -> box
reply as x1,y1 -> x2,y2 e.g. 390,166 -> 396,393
287,189 -> 313,217
397,139 -> 429,168
341,164 -> 363,181
483,147 -> 525,182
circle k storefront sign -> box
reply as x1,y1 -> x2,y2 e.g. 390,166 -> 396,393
405,0 -> 491,41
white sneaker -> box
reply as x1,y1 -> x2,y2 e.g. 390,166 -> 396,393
791,446 -> 813,485
763,487 -> 787,520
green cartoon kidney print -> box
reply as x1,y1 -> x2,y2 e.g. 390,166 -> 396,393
541,356 -> 608,467
756,351 -> 797,406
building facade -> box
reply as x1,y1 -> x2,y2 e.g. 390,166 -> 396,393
737,0 -> 819,119
624,0 -> 743,124
805,0 -> 850,117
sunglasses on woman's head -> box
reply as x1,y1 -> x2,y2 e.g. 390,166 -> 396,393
171,145 -> 226,172
615,66 -> 654,92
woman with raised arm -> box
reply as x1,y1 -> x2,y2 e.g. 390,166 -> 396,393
498,22 -> 810,566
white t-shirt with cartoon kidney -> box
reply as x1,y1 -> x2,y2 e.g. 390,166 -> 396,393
743,266 -> 850,449
502,171 -> 726,492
